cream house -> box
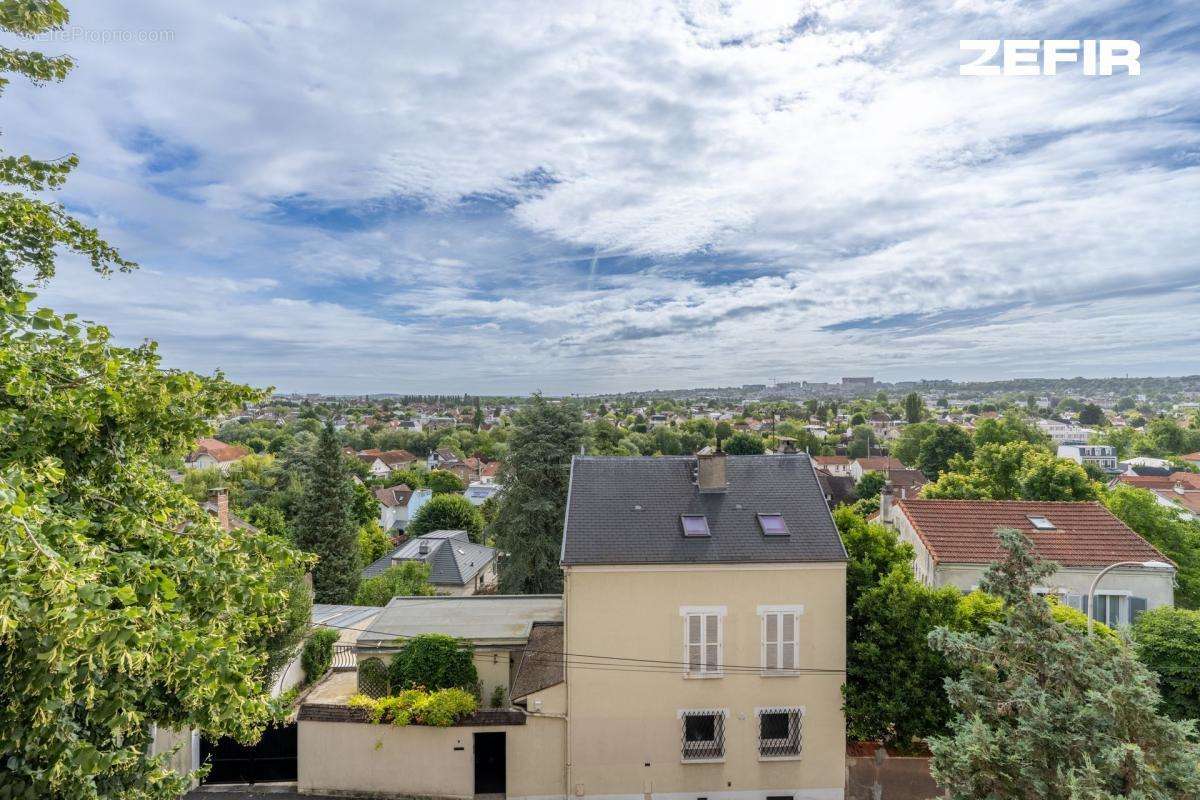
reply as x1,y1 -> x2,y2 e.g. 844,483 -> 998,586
879,494 -> 1175,626
560,452 -> 848,800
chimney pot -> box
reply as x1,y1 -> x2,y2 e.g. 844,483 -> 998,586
209,487 -> 230,531
879,483 -> 895,525
696,451 -> 728,493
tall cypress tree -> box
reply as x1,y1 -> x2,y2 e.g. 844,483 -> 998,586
295,420 -> 360,603
490,395 -> 584,593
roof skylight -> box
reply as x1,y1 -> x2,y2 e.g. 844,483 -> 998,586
758,513 -> 789,536
681,514 -> 710,537
1027,515 -> 1055,530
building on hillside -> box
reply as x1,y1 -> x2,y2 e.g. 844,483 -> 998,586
464,481 -> 501,506
1058,444 -> 1120,475
361,530 -> 498,596
879,495 -> 1175,627
1036,419 -> 1094,445
813,454 -> 851,477
848,456 -> 907,482
184,437 -> 250,471
373,483 -> 414,531
559,452 -> 847,800
427,447 -> 460,471
814,467 -> 857,509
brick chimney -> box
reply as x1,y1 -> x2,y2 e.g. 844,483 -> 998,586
209,487 -> 230,531
696,450 -> 728,493
879,483 -> 894,526
777,436 -> 797,455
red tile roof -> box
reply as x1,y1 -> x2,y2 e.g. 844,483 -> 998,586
855,456 -> 907,471
895,499 -> 1170,568
190,437 -> 250,463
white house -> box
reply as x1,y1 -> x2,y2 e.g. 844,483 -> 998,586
184,438 -> 250,472
1037,419 -> 1094,445
374,484 -> 415,532
1058,444 -> 1120,474
879,494 -> 1175,627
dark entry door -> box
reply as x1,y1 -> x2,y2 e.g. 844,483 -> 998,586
474,732 -> 506,795
200,722 -> 297,784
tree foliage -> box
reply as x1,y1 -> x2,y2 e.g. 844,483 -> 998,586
1133,607 -> 1200,722
388,634 -> 478,692
408,493 -> 484,542
426,469 -> 465,495
294,421 -> 360,604
922,441 -> 1098,502
723,431 -> 765,455
1104,485 -> 1200,610
300,628 -> 340,685
489,395 -> 584,593
855,470 -> 887,503
0,295 -> 313,799
903,392 -> 923,424
354,561 -> 435,606
928,529 -> 1200,800
916,425 -> 975,480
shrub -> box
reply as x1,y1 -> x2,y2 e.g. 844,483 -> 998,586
1134,606 -> 1200,721
348,687 -> 478,727
490,684 -> 506,709
389,634 -> 477,692
301,628 -> 339,684
354,561 -> 435,606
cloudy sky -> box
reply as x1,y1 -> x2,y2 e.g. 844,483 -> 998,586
6,1 -> 1199,393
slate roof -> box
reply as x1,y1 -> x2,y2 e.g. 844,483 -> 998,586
895,499 -> 1172,568
561,455 -> 846,566
815,468 -> 856,509
510,622 -> 565,701
360,530 -> 496,585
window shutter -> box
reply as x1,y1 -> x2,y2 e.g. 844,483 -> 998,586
687,615 -> 702,672
705,614 -> 720,672
1130,596 -> 1148,622
764,613 -> 779,670
781,612 -> 796,670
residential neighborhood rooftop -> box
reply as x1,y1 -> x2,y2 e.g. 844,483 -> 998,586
895,499 -> 1173,568
561,454 -> 847,566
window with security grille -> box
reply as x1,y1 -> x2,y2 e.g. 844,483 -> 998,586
681,710 -> 725,761
761,611 -> 797,673
758,707 -> 802,758
684,612 -> 722,675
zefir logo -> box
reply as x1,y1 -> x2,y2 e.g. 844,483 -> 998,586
960,40 -> 1141,76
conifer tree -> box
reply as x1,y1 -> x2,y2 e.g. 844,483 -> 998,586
489,395 -> 584,593
295,420 -> 360,603
929,529 -> 1200,799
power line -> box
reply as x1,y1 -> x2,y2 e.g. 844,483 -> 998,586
309,618 -> 844,675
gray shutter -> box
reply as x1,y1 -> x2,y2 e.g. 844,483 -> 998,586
1130,596 -> 1148,623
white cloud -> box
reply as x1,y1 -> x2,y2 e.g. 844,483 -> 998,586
9,0 -> 1200,392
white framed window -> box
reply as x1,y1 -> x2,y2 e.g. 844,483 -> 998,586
757,706 -> 803,759
1092,593 -> 1127,627
758,605 -> 802,675
681,606 -> 724,677
679,708 -> 727,762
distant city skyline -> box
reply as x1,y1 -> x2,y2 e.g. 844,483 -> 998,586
14,1 -> 1200,394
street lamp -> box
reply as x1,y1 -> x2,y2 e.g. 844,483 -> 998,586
1086,560 -> 1172,635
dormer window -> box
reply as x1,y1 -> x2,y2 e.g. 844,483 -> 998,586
681,515 -> 710,537
758,513 -> 789,536
1027,515 -> 1055,531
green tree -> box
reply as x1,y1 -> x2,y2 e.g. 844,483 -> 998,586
846,570 -> 964,748
358,521 -> 392,565
723,431 -> 765,455
1016,450 -> 1097,501
971,415 -> 1050,449
928,529 -> 1200,800
1133,607 -> 1200,722
489,395 -> 585,593
295,421 -> 360,603
354,561 -> 435,606
834,506 -> 914,607
389,634 -> 478,692
891,421 -> 939,465
903,392 -> 923,424
243,503 -> 288,539
0,0 -> 135,295
1079,402 -> 1105,426
426,468 -> 465,495
916,425 -> 974,479
855,470 -> 887,502
408,493 -> 485,541
589,418 -> 624,455
1104,485 -> 1200,609
350,478 -> 380,527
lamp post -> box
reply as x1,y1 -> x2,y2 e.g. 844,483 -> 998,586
1086,560 -> 1172,635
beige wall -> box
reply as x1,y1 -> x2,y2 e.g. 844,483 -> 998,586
298,717 -> 566,799
148,725 -> 198,786
564,563 -> 846,800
